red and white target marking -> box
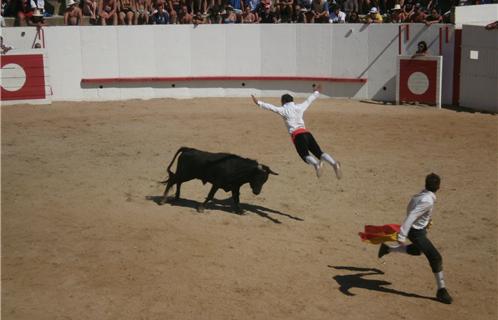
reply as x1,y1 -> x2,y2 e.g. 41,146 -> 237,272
1,53 -> 49,102
396,56 -> 442,108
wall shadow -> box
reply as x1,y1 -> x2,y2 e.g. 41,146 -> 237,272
329,265 -> 437,301
145,195 -> 303,224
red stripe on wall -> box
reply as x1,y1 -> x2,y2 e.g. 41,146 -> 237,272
452,29 -> 462,106
81,76 -> 367,84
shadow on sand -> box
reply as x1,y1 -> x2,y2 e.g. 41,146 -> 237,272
329,265 -> 437,301
146,195 -> 303,224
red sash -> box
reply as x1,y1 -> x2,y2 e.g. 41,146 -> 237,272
290,128 -> 309,143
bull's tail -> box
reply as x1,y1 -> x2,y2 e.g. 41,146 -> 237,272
162,147 -> 191,183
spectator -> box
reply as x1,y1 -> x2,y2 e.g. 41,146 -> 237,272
258,3 -> 276,23
222,5 -> 238,23
28,7 -> 45,26
178,3 -> 192,23
343,0 -> 359,13
64,0 -> 83,25
407,2 -> 426,22
246,0 -> 260,12
228,0 -> 243,12
346,9 -> 360,22
150,0 -> 169,23
241,4 -> 257,22
206,0 -> 222,23
82,0 -> 98,23
425,7 -> 442,25
329,4 -> 346,23
192,11 -> 204,23
292,4 -> 307,22
389,3 -> 407,22
277,0 -> 293,23
135,0 -> 152,24
119,0 -> 136,25
168,0 -> 180,23
99,0 -> 118,25
365,6 -> 382,23
310,0 -> 329,23
413,40 -> 428,57
16,0 -> 44,26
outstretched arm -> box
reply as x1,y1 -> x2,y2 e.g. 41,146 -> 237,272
251,95 -> 285,115
299,84 -> 321,111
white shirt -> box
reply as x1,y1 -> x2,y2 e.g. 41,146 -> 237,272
397,189 -> 437,242
257,91 -> 319,134
329,11 -> 346,23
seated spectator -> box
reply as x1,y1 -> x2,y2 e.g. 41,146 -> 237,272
407,2 -> 426,22
346,9 -> 360,22
64,0 -> 83,25
119,0 -> 136,25
388,3 -> 407,23
292,4 -> 307,23
241,4 -> 257,23
135,0 -> 152,24
365,6 -> 382,23
258,3 -> 276,23
206,1 -> 223,23
168,0 -> 180,23
413,40 -> 428,57
277,0 -> 293,23
178,3 -> 192,23
329,4 -> 346,23
425,7 -> 442,25
192,11 -> 205,24
310,0 -> 329,23
150,0 -> 169,23
222,5 -> 237,23
16,0 -> 45,26
344,0 -> 359,14
28,7 -> 46,26
99,0 -> 118,25
82,0 -> 98,23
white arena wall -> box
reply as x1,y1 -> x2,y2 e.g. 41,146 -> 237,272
459,25 -> 498,113
1,24 -> 455,104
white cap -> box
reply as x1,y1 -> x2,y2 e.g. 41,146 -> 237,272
369,7 -> 378,14
66,0 -> 79,6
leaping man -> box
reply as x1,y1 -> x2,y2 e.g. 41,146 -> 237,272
250,84 -> 342,179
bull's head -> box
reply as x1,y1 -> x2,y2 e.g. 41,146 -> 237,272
249,164 -> 278,195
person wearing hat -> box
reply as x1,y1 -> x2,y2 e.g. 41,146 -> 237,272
389,3 -> 407,23
365,6 -> 383,23
64,0 -> 83,25
377,173 -> 453,304
250,84 -> 342,180
28,8 -> 46,27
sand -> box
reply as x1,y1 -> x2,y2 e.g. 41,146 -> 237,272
1,98 -> 497,320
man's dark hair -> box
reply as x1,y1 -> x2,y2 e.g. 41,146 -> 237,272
425,173 -> 441,192
281,94 -> 293,105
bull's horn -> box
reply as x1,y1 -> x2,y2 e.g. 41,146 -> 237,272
267,167 -> 279,175
257,164 -> 264,171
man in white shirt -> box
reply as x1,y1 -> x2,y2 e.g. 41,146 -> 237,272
250,84 -> 342,179
378,173 -> 453,304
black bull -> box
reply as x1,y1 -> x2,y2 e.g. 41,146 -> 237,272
160,147 -> 278,213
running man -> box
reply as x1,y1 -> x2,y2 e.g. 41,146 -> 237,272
250,84 -> 341,179
377,173 -> 453,304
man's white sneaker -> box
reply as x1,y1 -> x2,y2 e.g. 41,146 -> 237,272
315,162 -> 323,178
333,161 -> 342,179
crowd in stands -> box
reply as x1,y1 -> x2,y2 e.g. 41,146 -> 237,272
1,0 -> 496,26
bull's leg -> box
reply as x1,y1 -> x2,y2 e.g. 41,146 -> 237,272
198,185 -> 218,213
232,188 -> 244,214
174,183 -> 182,200
160,178 -> 176,205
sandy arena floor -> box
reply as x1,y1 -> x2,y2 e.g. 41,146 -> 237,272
1,98 -> 497,320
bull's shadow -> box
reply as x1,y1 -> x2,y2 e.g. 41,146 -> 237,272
146,196 -> 303,224
329,266 -> 437,301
